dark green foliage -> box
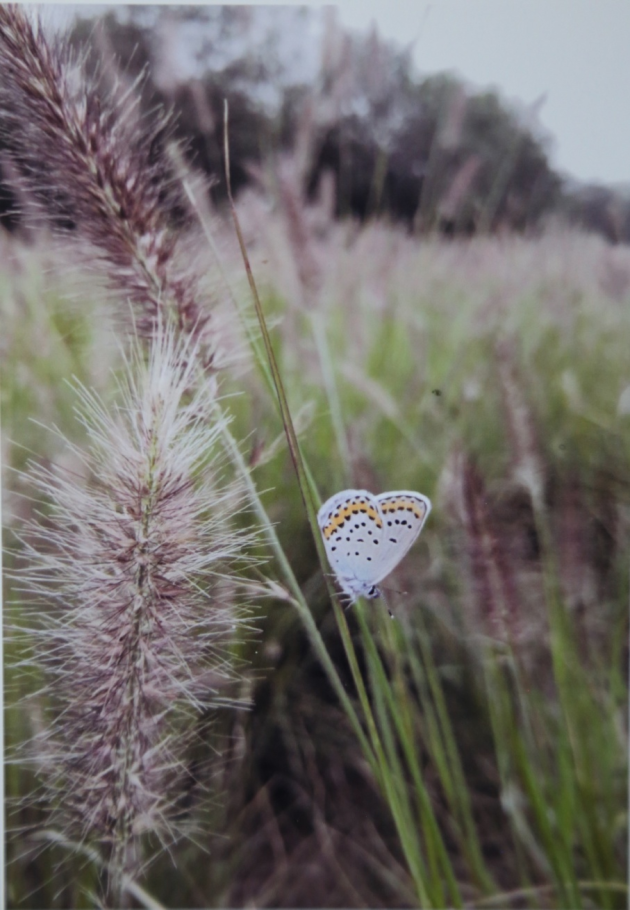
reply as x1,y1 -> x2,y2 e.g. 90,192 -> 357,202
0,7 -> 568,237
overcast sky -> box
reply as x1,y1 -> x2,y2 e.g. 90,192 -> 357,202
336,0 -> 630,186
41,0 -> 630,187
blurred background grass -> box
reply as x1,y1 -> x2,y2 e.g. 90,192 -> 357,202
4,216 -> 628,907
2,6 -> 629,909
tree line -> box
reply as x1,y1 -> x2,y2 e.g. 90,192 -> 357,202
1,6 -> 628,242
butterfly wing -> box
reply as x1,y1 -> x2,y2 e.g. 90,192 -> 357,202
317,489 -> 386,597
371,491 -> 432,583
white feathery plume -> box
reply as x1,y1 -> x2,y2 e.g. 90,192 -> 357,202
11,326 -> 263,897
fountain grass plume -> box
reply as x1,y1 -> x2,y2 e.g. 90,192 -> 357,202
0,5 -> 218,368
11,326 -> 261,900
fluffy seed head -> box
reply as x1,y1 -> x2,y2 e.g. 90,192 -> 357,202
11,327 -> 262,891
0,4 -> 219,368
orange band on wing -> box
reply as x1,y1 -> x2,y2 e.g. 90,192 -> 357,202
322,501 -> 382,539
380,497 -> 426,520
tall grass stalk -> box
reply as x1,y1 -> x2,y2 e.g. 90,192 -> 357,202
506,355 -> 622,908
10,327 -> 261,901
277,166 -> 488,901
223,111 -> 390,781
222,107 -> 474,906
534,506 -> 620,909
184,154 -> 463,906
359,604 -> 460,908
0,10 -> 268,902
460,454 -> 586,905
0,5 -> 220,368
374,604 -> 496,897
212,412 -> 375,764
178,144 -> 391,799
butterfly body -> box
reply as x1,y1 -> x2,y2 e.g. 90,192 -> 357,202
317,489 -> 431,603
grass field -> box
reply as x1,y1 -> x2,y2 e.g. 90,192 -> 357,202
3,203 -> 629,907
1,6 -> 628,907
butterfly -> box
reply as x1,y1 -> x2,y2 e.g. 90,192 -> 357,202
317,489 -> 432,603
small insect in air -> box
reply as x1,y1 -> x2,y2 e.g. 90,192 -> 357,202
317,489 -> 432,603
